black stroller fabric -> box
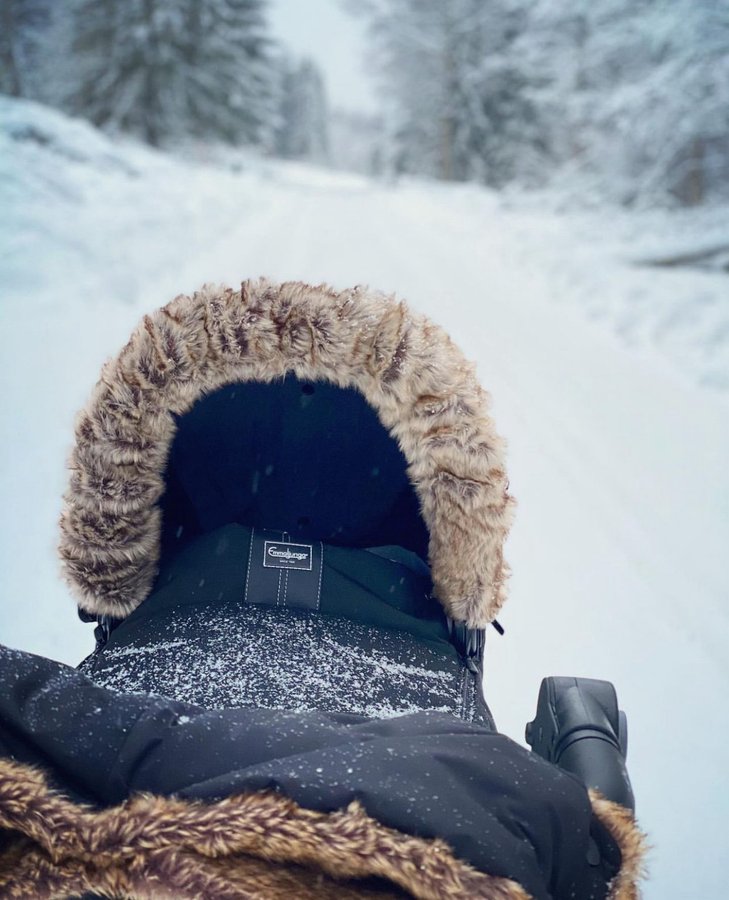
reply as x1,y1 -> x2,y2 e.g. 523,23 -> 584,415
78,523 -> 494,725
0,646 -> 621,900
158,378 -> 430,561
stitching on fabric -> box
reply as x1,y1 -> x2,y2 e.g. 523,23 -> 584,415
243,527 -> 255,604
316,542 -> 324,610
464,669 -> 471,722
458,667 -> 468,720
281,531 -> 289,607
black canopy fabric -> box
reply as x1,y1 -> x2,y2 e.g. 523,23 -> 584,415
159,378 -> 430,565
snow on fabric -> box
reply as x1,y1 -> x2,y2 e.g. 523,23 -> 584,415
79,606 -> 484,722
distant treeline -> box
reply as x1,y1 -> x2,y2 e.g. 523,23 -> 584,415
350,0 -> 729,206
3,0 -> 727,206
0,0 -> 329,162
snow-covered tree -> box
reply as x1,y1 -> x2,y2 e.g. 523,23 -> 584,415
67,0 -> 274,147
68,0 -> 180,146
184,0 -> 274,145
515,0 -> 729,204
606,0 -> 729,206
350,0 -> 546,186
349,0 -> 729,204
442,0 -> 547,186
274,57 -> 329,163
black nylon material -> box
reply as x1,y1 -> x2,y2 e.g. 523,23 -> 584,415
0,646 -> 619,900
80,523 -> 495,724
127,523 -> 450,649
158,379 -> 430,562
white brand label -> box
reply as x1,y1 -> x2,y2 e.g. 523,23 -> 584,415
263,541 -> 313,570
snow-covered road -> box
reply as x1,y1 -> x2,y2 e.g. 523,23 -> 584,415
2,105 -> 728,898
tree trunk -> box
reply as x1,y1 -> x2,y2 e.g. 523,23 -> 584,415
0,0 -> 23,97
685,137 -> 705,207
142,0 -> 160,146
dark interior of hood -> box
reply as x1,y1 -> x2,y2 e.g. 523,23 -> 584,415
158,377 -> 430,566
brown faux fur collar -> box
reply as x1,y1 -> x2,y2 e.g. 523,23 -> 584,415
0,758 -> 526,899
0,759 -> 646,900
59,280 -> 515,626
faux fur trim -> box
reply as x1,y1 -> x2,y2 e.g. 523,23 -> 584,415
0,758 -> 530,900
589,790 -> 649,900
59,279 -> 514,626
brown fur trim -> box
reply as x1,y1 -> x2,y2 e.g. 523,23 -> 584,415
589,790 -> 649,899
59,280 -> 514,626
0,758 -> 530,899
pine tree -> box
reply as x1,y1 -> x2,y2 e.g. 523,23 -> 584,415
351,0 -> 544,185
69,0 -> 185,145
519,0 -> 729,205
361,0 -> 459,180
67,0 -> 274,147
351,0 -> 728,204
617,0 -> 729,205
184,0 -> 274,145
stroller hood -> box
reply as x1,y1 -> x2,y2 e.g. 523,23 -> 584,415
59,280 -> 514,626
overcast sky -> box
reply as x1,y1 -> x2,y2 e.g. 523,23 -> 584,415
268,0 -> 380,114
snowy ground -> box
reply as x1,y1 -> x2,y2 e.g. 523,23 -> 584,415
2,99 -> 728,898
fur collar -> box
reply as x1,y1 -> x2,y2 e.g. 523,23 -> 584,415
59,280 -> 514,625
0,758 -> 529,899
0,758 -> 645,899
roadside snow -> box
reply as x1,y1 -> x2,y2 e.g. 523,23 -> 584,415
1,99 -> 727,899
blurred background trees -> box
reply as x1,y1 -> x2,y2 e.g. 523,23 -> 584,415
64,0 -> 278,147
511,0 -> 729,205
351,0 -> 729,205
1,0 -> 727,206
353,0 -> 546,187
0,0 -> 327,156
273,56 -> 330,163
